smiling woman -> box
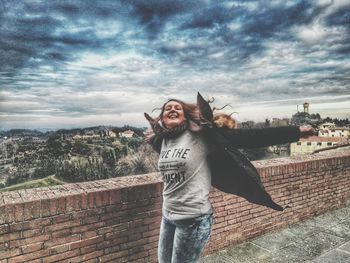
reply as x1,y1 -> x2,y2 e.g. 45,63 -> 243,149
144,93 -> 314,263
144,98 -> 212,263
162,101 -> 186,129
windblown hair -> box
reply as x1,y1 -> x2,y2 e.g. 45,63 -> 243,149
152,99 -> 202,133
213,113 -> 237,129
144,98 -> 239,143
144,97 -> 238,151
143,99 -> 202,148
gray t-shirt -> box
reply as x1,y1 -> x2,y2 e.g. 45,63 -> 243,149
158,130 -> 213,220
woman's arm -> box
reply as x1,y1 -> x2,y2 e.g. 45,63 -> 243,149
218,125 -> 314,149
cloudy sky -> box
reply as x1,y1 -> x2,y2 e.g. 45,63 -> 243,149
0,0 -> 349,130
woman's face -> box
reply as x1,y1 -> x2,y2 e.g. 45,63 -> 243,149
162,101 -> 186,129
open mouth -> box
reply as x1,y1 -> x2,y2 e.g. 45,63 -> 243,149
168,112 -> 179,119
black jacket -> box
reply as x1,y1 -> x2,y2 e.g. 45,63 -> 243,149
202,125 -> 300,211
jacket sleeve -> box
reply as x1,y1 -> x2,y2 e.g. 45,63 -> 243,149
218,126 -> 301,149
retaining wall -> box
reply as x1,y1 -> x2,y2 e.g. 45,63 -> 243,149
1,150 -> 349,262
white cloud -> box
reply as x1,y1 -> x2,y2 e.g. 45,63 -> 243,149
296,23 -> 328,44
95,21 -> 123,38
230,1 -> 259,12
227,22 -> 242,31
323,0 -> 350,15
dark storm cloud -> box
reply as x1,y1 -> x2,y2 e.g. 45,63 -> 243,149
1,0 -> 348,75
153,1 -> 339,66
126,0 -> 198,36
0,0 -> 130,79
181,5 -> 234,29
324,7 -> 350,26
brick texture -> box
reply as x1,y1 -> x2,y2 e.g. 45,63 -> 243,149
0,152 -> 349,262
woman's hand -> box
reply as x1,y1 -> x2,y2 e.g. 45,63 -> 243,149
299,125 -> 315,138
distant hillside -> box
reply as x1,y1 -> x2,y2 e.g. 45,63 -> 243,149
0,125 -> 148,138
0,129 -> 44,137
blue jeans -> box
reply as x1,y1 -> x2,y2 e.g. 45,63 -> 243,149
158,213 -> 214,263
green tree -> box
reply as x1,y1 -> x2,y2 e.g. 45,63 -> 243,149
127,138 -> 142,150
102,148 -> 116,168
72,141 -> 91,156
47,135 -> 64,158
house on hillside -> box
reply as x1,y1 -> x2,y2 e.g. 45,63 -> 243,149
119,130 -> 135,138
72,134 -> 82,140
107,130 -> 117,138
290,136 -> 348,156
318,122 -> 350,138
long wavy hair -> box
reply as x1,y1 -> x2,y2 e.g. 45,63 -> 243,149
144,99 -> 203,143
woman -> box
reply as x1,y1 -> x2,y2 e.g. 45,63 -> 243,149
144,93 -> 313,263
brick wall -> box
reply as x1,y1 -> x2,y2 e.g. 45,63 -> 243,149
1,150 -> 349,263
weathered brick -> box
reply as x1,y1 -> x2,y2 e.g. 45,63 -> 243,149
71,221 -> 104,235
0,224 -> 9,236
110,189 -> 122,204
70,236 -> 104,250
21,228 -> 43,239
81,230 -> 98,239
49,244 -> 70,254
80,193 -> 88,210
0,247 -> 21,260
23,201 -> 41,221
43,234 -> 80,248
45,218 -> 80,232
40,249 -> 80,263
51,228 -> 72,239
9,234 -> 50,249
80,244 -> 97,255
0,231 -> 21,243
142,229 -> 158,238
128,250 -> 148,261
9,218 -> 51,232
99,250 -> 128,262
64,250 -> 103,262
66,194 -> 82,212
97,236 -> 128,250
57,196 -> 66,214
20,242 -> 43,254
7,249 -> 50,263
53,213 -> 72,222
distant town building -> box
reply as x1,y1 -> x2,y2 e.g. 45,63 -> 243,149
107,130 -> 117,138
318,122 -> 350,138
303,102 -> 309,113
319,122 -> 336,130
290,136 -> 348,156
271,118 -> 290,127
72,134 -> 82,140
119,130 -> 135,138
